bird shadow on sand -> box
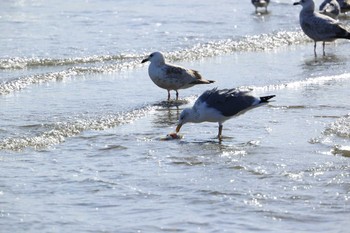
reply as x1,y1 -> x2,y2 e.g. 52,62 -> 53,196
152,99 -> 190,108
169,134 -> 259,146
163,137 -> 260,163
303,52 -> 344,67
151,99 -> 190,129
253,10 -> 270,16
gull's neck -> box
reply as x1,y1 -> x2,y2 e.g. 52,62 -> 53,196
187,108 -> 201,123
152,58 -> 166,67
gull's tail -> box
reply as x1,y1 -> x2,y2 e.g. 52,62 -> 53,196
346,33 -> 350,40
259,95 -> 276,103
341,31 -> 350,40
336,25 -> 350,39
190,70 -> 216,84
190,79 -> 215,85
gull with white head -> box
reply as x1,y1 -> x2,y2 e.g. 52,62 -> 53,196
294,0 -> 350,56
141,52 -> 215,101
175,88 -> 275,140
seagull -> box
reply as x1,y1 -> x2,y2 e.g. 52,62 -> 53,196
319,0 -> 341,19
175,88 -> 275,140
251,0 -> 270,13
141,52 -> 215,101
338,0 -> 350,13
294,0 -> 350,56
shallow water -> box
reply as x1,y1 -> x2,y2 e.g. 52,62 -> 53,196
1,0 -> 350,232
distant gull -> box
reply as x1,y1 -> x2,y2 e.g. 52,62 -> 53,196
337,0 -> 350,13
141,52 -> 215,101
294,0 -> 350,56
319,0 -> 340,19
251,0 -> 270,13
175,88 -> 275,139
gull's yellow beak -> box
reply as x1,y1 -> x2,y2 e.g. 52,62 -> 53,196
176,124 -> 182,133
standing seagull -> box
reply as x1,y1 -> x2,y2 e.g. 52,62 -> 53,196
175,88 -> 275,140
251,0 -> 270,13
294,0 -> 350,56
141,52 -> 215,101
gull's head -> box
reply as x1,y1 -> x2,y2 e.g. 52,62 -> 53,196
176,108 -> 195,133
293,0 -> 315,10
141,51 -> 165,66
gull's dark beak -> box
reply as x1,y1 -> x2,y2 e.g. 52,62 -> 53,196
176,124 -> 182,133
141,58 -> 149,63
293,1 -> 300,5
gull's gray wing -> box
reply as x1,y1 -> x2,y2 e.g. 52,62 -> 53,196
301,13 -> 349,40
196,88 -> 258,117
162,63 -> 212,84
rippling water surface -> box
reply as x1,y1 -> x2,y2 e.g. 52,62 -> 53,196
1,0 -> 349,232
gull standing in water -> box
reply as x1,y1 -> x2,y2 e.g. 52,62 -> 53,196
175,88 -> 275,140
294,0 -> 350,56
251,0 -> 270,13
141,52 -> 215,101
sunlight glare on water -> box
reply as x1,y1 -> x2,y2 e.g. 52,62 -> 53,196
0,0 -> 350,232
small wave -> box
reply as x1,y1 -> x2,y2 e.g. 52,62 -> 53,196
1,30 -> 306,70
0,54 -> 142,70
0,60 -> 142,95
332,145 -> 350,157
324,114 -> 350,139
165,30 -> 307,61
248,73 -> 350,92
310,115 -> 350,157
0,69 -> 77,95
0,106 -> 156,151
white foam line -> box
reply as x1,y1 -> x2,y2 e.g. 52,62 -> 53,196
0,106 -> 156,151
0,61 -> 142,95
166,30 -> 307,61
0,54 -> 142,70
324,114 -> 350,138
247,73 -> 350,92
0,69 -> 78,95
1,30 -> 306,71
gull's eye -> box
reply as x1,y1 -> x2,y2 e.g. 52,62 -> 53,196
180,114 -> 185,121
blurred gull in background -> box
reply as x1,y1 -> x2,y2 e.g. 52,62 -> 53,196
251,0 -> 270,13
319,0 -> 341,19
294,0 -> 350,56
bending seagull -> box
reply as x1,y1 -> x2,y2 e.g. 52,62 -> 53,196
175,88 -> 275,139
294,0 -> 350,56
141,52 -> 215,101
319,0 -> 341,19
251,0 -> 270,13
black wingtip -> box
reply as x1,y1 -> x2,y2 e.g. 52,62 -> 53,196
209,80 -> 215,83
260,95 -> 276,103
